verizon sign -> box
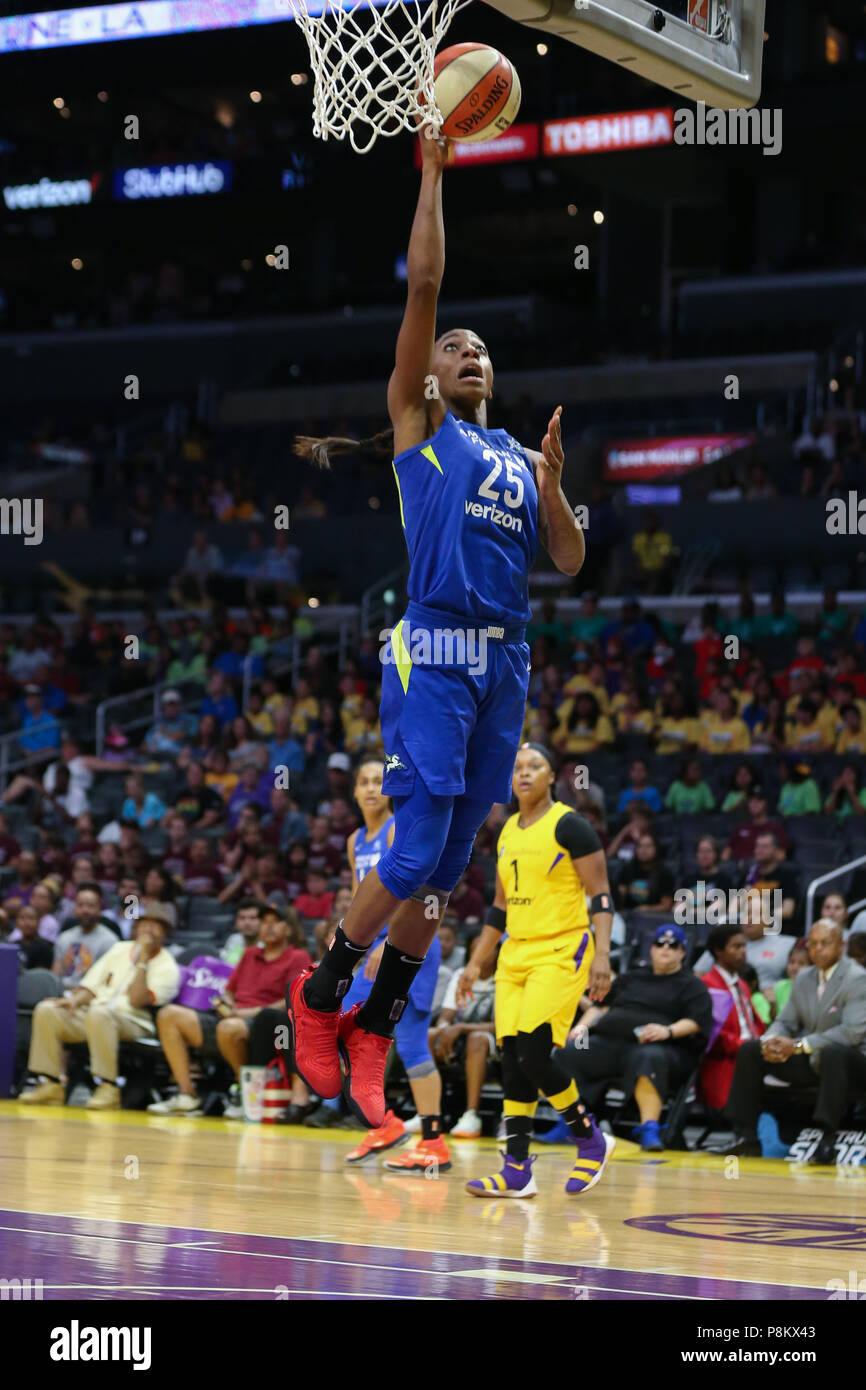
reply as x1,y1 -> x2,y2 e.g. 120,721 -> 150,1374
604,433 -> 754,481
543,107 -> 674,157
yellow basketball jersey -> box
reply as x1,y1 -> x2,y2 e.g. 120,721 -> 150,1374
497,800 -> 590,942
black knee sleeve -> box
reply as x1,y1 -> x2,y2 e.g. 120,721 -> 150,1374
501,1035 -> 538,1104
516,1024 -> 571,1096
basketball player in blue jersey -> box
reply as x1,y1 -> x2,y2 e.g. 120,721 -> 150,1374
289,127 -> 603,1131
340,758 -> 449,1173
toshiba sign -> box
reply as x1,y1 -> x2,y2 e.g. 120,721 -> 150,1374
543,108 -> 674,157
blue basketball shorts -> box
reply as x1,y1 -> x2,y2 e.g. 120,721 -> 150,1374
380,600 -> 530,806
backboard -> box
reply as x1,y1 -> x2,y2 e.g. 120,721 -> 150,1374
481,0 -> 767,108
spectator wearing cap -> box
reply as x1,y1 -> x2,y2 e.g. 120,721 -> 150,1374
148,902 -> 310,1117
778,762 -> 822,817
144,691 -> 197,756
17,685 -> 61,758
699,924 -> 766,1110
724,918 -> 866,1165
21,906 -> 179,1110
561,924 -> 712,1150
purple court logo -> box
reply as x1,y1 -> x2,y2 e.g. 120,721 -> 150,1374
625,1213 -> 866,1250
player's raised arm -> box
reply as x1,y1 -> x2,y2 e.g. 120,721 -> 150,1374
387,132 -> 452,439
528,407 -> 585,577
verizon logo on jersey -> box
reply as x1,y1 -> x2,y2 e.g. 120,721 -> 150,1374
464,498 -> 524,532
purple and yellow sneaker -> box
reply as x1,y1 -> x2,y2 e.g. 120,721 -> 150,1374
466,1152 -> 538,1199
565,1123 -> 616,1195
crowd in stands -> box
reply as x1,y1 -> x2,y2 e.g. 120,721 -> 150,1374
5,578 -> 866,1142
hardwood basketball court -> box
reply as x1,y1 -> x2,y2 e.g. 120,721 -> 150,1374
1,1100 -> 861,1300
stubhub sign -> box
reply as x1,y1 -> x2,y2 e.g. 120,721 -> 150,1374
114,161 -> 232,201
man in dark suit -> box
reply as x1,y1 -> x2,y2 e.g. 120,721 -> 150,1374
724,918 -> 866,1164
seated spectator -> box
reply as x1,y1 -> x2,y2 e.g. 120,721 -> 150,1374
21,907 -> 180,1110
220,898 -> 264,965
700,692 -> 751,755
438,918 -> 466,976
28,879 -> 61,942
819,891 -> 849,939
180,838 -> 223,896
720,763 -> 759,816
147,902 -> 309,1116
205,748 -> 240,803
631,510 -> 675,594
693,887 -> 798,988
699,924 -> 766,1110
227,763 -> 271,827
448,873 -> 484,923
429,951 -> 497,1139
766,939 -> 811,1016
616,833 -> 674,912
569,591 -> 607,644
553,692 -> 614,755
267,708 -> 306,778
679,835 -> 734,899
824,763 -> 866,819
52,884 -> 119,987
742,832 -> 799,928
121,773 -> 167,829
777,761 -> 822,817
227,716 -> 265,770
785,699 -> 830,754
162,814 -> 191,880
664,757 -> 715,815
305,817 -> 343,876
607,801 -> 654,861
94,841 -> 121,901
723,789 -> 789,862
655,690 -> 699,757
145,690 -> 197,758
561,924 -> 712,1150
246,688 -> 274,738
616,759 -> 663,816
140,866 -> 178,934
295,869 -> 335,921
170,761 -> 225,827
0,811 -> 21,867
103,875 -> 143,936
849,933 -> 866,968
8,902 -> 54,969
751,695 -> 787,753
16,685 -> 61,759
173,529 -> 222,601
836,705 -> 866,756
616,690 -> 656,737
724,919 -> 866,1163
199,672 -> 239,730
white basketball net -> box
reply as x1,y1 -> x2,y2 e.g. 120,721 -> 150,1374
284,0 -> 472,154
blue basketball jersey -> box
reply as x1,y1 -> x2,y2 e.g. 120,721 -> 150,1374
391,410 -> 538,626
353,816 -> 395,887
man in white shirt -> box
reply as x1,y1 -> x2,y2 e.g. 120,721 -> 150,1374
21,905 -> 180,1111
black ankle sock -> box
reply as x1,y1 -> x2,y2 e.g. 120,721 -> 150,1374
303,923 -> 369,1012
561,1098 -> 594,1140
421,1114 -> 442,1141
503,1115 -> 533,1163
356,941 -> 424,1036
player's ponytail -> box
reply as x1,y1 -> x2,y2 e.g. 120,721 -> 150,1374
293,428 -> 394,471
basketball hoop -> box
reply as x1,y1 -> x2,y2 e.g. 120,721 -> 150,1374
283,0 -> 472,154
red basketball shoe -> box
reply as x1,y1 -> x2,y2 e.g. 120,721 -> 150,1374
286,970 -> 341,1099
337,1004 -> 393,1129
344,1110 -> 408,1164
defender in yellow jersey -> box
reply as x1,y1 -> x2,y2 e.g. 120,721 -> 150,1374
460,743 -> 617,1200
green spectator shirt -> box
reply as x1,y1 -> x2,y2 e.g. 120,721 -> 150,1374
665,780 -> 715,814
778,779 -> 822,816
754,611 -> 800,638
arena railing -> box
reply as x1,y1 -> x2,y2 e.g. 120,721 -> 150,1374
805,857 -> 866,931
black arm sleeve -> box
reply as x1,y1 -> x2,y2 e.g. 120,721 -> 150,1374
554,811 -> 603,859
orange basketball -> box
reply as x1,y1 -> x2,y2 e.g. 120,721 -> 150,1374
433,42 -> 522,143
